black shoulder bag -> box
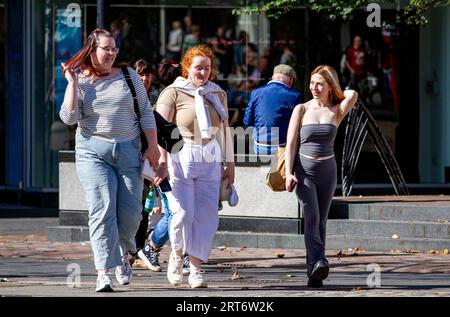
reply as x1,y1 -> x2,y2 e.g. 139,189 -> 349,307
121,66 -> 184,154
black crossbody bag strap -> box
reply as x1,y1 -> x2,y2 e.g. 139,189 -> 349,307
121,66 -> 142,122
121,66 -> 148,152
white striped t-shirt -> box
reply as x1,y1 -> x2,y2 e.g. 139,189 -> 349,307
60,67 -> 156,143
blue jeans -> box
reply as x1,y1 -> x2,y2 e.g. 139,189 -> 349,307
150,208 -> 172,248
253,143 -> 278,155
75,132 -> 143,270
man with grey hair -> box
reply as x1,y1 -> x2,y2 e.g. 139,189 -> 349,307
244,64 -> 302,155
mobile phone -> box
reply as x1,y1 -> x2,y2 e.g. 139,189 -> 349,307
159,178 -> 172,192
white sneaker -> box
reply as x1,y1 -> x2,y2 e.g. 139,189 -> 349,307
115,254 -> 133,285
188,271 -> 207,288
167,251 -> 183,286
95,273 -> 113,292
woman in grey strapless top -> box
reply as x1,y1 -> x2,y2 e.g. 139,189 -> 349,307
285,65 -> 358,288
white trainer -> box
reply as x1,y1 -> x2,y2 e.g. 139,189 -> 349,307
115,254 -> 133,285
188,270 -> 207,288
167,251 -> 183,286
95,273 -> 114,292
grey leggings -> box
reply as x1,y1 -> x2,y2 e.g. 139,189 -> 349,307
295,155 -> 337,276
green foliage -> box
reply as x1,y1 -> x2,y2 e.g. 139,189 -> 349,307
233,0 -> 450,26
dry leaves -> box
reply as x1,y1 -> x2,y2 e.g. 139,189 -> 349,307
231,269 -> 242,281
426,249 -> 449,255
336,247 -> 363,259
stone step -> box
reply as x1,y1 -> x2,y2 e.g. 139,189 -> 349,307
45,224 -> 450,252
326,234 -> 450,252
348,204 -> 450,222
214,231 -> 450,252
46,225 -> 89,242
59,210 -> 89,226
214,231 -> 305,249
327,219 -> 450,239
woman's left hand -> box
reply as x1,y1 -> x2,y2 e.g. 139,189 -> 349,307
222,162 -> 235,186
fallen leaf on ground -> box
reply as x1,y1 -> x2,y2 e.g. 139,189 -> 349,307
231,270 -> 242,280
426,249 -> 449,255
336,247 -> 363,259
405,250 -> 421,254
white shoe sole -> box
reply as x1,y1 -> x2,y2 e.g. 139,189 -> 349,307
96,284 -> 114,292
189,282 -> 207,288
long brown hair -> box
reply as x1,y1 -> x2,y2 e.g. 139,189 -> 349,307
311,65 -> 345,105
61,28 -> 124,78
180,45 -> 217,81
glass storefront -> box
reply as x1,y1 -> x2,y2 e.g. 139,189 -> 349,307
1,0 -> 427,196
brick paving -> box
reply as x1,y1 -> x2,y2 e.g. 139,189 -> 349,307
1,231 -> 450,297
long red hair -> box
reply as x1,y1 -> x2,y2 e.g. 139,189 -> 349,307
61,28 -> 125,78
181,45 -> 217,81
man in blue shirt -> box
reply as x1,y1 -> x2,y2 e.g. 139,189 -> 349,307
244,64 -> 302,155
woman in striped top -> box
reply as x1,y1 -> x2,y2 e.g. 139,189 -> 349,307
59,28 -> 160,292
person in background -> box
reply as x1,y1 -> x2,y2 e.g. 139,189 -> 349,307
59,29 -> 160,292
244,64 -> 302,156
285,65 -> 358,288
182,24 -> 201,57
155,45 -> 235,288
132,58 -> 157,262
166,20 -> 184,62
136,60 -> 190,275
346,35 -> 366,90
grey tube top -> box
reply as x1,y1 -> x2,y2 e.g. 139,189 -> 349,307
299,124 -> 337,157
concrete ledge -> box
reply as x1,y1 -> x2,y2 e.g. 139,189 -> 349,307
327,219 -> 450,239
218,216 -> 302,234
59,210 -> 89,226
349,204 -> 450,222
326,234 -> 450,251
46,225 -> 90,242
213,231 -> 305,249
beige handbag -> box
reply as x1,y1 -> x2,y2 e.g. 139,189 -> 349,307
265,104 -> 305,192
265,147 -> 287,192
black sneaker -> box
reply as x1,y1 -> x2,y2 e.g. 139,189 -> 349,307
307,277 -> 324,288
182,254 -> 190,276
137,244 -> 162,272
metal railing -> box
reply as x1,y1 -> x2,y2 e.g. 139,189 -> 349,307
341,101 -> 409,196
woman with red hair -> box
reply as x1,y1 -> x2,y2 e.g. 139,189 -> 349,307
154,45 -> 235,288
59,29 -> 160,292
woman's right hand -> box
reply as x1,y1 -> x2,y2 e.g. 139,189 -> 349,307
285,173 -> 298,193
62,63 -> 77,84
